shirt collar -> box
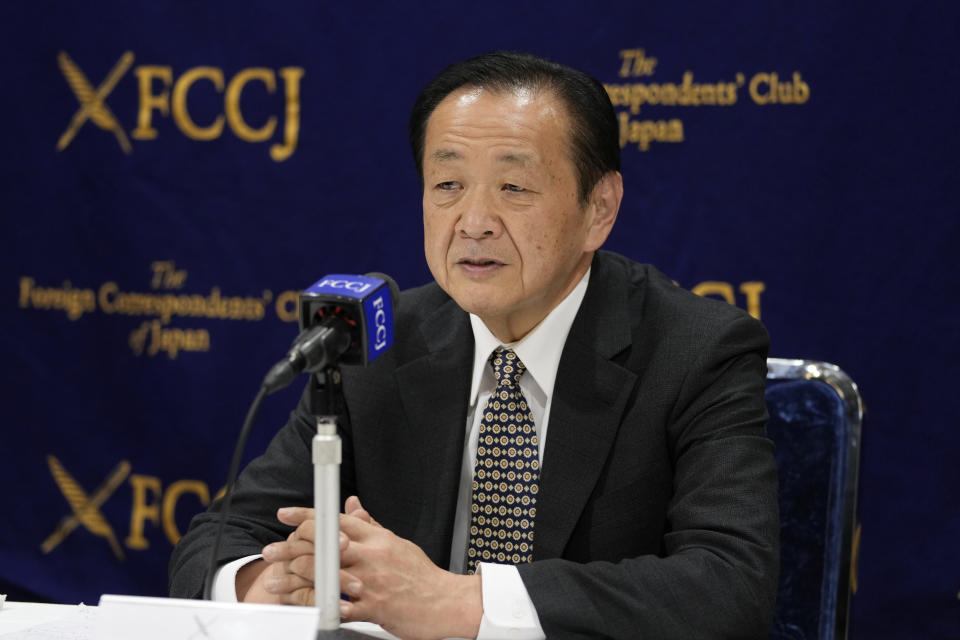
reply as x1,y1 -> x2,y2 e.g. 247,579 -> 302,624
468,268 -> 591,405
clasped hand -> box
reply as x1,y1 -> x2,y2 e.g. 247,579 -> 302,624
240,496 -> 481,640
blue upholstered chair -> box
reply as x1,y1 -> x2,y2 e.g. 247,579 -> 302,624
766,358 -> 864,640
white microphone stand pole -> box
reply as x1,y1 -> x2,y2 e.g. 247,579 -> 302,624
313,413 -> 341,632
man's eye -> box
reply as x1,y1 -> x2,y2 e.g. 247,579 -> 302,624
503,183 -> 526,192
436,181 -> 461,191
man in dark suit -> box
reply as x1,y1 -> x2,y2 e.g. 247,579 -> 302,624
170,51 -> 778,639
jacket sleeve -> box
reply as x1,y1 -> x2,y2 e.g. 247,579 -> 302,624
517,313 -> 779,639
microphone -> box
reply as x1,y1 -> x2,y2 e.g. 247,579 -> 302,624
262,272 -> 398,394
203,272 -> 399,603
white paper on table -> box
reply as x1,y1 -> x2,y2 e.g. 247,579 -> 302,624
94,596 -> 402,640
0,602 -> 93,640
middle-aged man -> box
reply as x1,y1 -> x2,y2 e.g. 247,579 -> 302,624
171,51 -> 779,639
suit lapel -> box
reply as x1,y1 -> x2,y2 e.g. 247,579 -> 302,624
394,297 -> 473,565
388,254 -> 644,563
534,254 -> 640,560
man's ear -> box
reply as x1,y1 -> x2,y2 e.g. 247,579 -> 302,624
583,171 -> 624,252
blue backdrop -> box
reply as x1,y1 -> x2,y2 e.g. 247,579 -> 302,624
1,3 -> 957,638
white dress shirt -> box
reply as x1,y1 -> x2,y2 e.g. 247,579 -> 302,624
450,268 -> 590,639
215,269 -> 591,640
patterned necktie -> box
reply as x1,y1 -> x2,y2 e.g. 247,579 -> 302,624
466,347 -> 539,574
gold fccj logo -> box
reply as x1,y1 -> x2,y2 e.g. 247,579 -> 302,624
42,454 -> 221,560
56,51 -> 304,162
42,455 -> 130,560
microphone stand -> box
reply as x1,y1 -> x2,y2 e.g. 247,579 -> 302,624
307,372 -> 373,639
309,367 -> 344,635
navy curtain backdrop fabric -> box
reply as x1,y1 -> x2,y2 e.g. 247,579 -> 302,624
1,2 -> 957,637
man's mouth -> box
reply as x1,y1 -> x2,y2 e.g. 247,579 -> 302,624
456,257 -> 505,275
458,258 -> 503,267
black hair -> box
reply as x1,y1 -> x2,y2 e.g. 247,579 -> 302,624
409,51 -> 620,204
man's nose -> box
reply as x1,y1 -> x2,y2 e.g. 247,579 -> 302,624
455,189 -> 503,239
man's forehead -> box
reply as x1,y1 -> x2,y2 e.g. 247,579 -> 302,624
423,85 -> 570,164
429,148 -> 535,166
450,83 -> 539,106
429,84 -> 571,131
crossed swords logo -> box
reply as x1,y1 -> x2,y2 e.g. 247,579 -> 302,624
56,50 -> 134,154
42,455 -> 130,560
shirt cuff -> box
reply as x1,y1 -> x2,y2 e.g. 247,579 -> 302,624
476,562 -> 544,640
210,554 -> 262,603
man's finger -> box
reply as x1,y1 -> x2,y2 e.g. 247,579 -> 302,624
277,586 -> 314,607
338,517 -> 387,568
283,553 -> 315,581
340,569 -> 363,598
338,598 -> 356,621
277,506 -> 314,526
338,598 -> 372,624
282,517 -> 317,546
294,518 -> 316,543
263,570 -> 313,596
338,515 -> 375,569
349,506 -> 373,523
339,537 -> 368,570
339,513 -> 377,542
343,496 -> 381,527
262,538 -> 314,562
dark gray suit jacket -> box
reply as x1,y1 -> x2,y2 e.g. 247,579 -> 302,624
170,251 -> 779,639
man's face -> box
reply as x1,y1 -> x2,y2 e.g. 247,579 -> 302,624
421,87 -> 615,342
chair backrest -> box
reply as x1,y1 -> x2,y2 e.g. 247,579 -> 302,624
765,358 -> 863,640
